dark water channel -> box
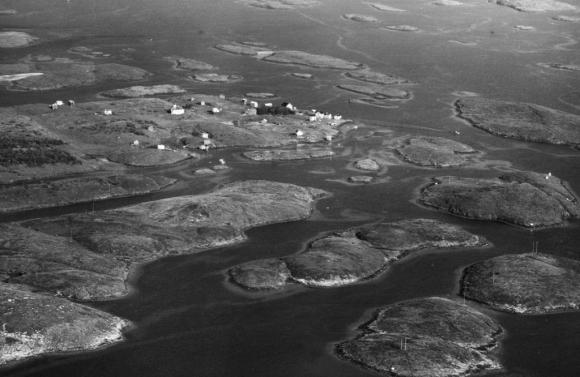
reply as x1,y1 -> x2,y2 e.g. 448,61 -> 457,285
2,0 -> 580,376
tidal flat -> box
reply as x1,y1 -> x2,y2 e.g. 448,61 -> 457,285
1,0 -> 580,376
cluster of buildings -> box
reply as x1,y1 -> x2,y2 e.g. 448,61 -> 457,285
49,99 -> 75,110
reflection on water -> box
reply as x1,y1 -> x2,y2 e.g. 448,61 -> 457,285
2,0 -> 580,376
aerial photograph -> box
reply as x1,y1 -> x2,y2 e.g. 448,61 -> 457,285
0,0 -> 579,376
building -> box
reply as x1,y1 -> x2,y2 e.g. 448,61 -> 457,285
170,104 -> 185,115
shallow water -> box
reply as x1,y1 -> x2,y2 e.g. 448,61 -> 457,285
2,0 -> 580,376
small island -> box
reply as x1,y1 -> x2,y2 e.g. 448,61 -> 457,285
490,0 -> 576,12
385,136 -> 479,167
229,218 -> 487,291
336,297 -> 502,377
342,14 -> 378,23
419,171 -> 580,228
338,84 -> 412,101
461,253 -> 580,314
455,97 -> 580,149
239,0 -> 320,10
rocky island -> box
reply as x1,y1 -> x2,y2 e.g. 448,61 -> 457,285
243,147 -> 334,161
336,297 -> 502,377
191,73 -> 243,83
419,171 -> 580,228
229,219 -> 487,291
455,97 -> 580,149
385,136 -> 480,167
490,0 -> 576,12
239,0 -> 320,10
344,69 -> 413,86
461,253 -> 580,314
342,14 -> 378,23
338,84 -> 412,101
263,50 -> 364,70
365,2 -> 406,12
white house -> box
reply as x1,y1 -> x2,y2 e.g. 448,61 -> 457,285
103,109 -> 113,115
203,139 -> 212,145
333,115 -> 342,120
55,100 -> 64,106
295,130 -> 304,137
201,132 -> 210,139
264,103 -> 273,108
68,100 -> 75,106
211,107 -> 221,114
308,116 -> 317,122
133,140 -> 140,146
157,144 -> 166,150
170,104 -> 185,115
199,100 -> 206,106
250,101 -> 259,108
